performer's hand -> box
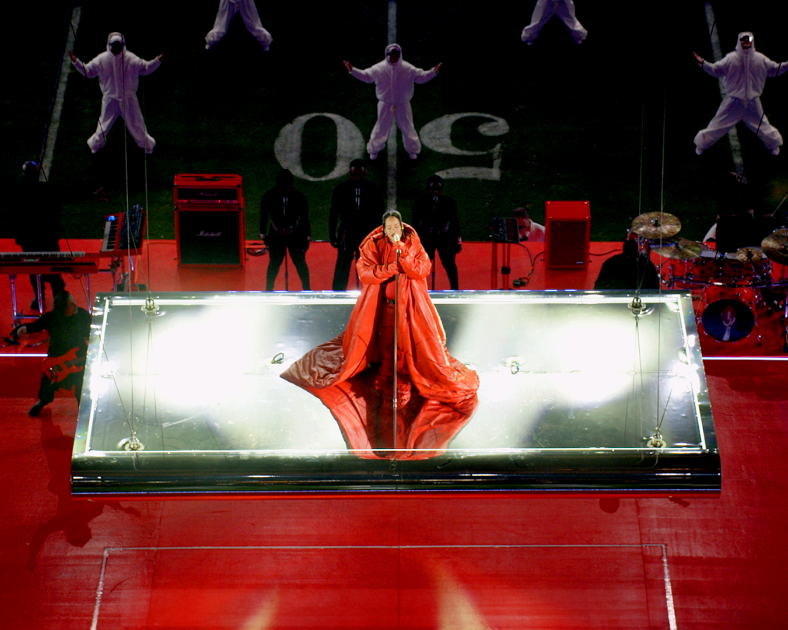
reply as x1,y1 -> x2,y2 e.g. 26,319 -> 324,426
456,237 -> 462,253
15,326 -> 27,336
693,51 -> 704,65
433,62 -> 443,73
343,60 -> 353,72
69,50 -> 77,63
330,240 -> 338,249
304,236 -> 311,252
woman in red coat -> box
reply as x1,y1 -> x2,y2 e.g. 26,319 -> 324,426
281,211 -> 478,459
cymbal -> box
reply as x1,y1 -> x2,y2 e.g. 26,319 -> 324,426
652,238 -> 703,260
735,247 -> 766,262
631,212 -> 682,239
761,228 -> 788,265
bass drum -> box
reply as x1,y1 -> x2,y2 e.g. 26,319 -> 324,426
700,296 -> 755,342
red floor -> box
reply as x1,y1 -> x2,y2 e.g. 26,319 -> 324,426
3,238 -> 786,356
1,239 -> 787,628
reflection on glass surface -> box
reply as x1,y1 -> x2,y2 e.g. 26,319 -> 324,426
72,291 -> 719,496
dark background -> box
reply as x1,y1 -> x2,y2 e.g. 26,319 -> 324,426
3,0 -> 787,243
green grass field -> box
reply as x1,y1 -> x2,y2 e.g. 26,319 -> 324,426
4,1 -> 787,246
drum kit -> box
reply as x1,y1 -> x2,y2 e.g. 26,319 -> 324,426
631,211 -> 788,348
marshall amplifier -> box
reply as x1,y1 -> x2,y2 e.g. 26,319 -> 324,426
174,174 -> 245,266
173,173 -> 244,206
175,205 -> 245,266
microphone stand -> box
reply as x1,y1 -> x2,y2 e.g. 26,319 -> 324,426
392,246 -> 400,458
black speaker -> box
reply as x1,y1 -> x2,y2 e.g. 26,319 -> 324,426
175,206 -> 244,266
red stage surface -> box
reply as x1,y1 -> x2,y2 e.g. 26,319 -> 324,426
1,239 -> 786,628
2,237 -> 786,356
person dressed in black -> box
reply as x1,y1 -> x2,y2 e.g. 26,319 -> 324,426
14,161 -> 66,310
329,159 -> 384,291
259,169 -> 311,291
594,239 -> 660,291
412,174 -> 462,290
16,291 -> 91,416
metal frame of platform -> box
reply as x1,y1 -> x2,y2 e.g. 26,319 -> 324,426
72,290 -> 720,497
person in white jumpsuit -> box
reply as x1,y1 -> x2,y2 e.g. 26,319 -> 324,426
70,33 -> 162,154
205,0 -> 272,51
343,44 -> 442,160
521,0 -> 587,46
694,32 -> 788,156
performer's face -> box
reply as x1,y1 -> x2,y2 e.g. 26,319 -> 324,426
740,36 -> 752,49
110,41 -> 123,55
384,217 -> 404,242
387,50 -> 400,64
349,167 -> 366,180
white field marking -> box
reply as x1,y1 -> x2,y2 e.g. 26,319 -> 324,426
420,113 -> 509,180
90,543 -> 678,630
273,113 -> 365,181
41,6 -> 81,181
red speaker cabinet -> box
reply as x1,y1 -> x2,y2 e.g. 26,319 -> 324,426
174,174 -> 245,266
545,200 -> 590,269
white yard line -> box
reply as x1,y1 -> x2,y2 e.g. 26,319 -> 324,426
41,6 -> 81,181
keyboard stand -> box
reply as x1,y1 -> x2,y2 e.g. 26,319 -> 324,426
9,273 -> 93,328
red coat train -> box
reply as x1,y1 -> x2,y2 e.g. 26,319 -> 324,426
281,224 -> 479,459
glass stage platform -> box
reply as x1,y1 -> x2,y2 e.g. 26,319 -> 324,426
72,291 -> 720,497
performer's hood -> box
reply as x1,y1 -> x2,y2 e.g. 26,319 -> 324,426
370,222 -> 421,247
107,32 -> 126,52
385,43 -> 403,65
735,32 -> 755,54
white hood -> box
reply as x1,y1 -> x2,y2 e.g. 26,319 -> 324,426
385,43 -> 403,66
735,31 -> 755,55
107,32 -> 126,53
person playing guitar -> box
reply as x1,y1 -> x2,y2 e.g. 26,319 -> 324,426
15,291 -> 90,416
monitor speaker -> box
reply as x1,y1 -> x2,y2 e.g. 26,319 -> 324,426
545,201 -> 590,269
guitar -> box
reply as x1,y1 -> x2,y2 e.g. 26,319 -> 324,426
42,347 -> 85,383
